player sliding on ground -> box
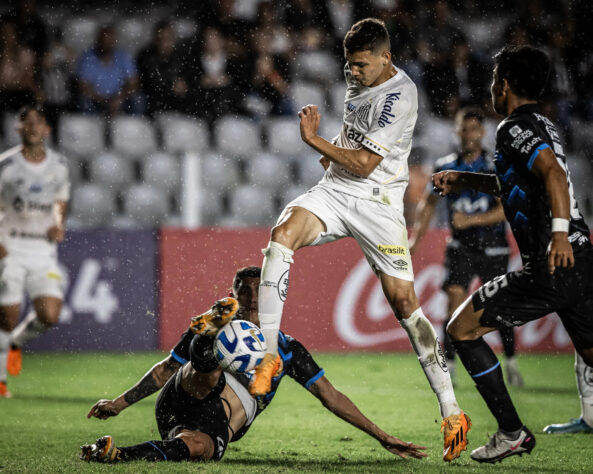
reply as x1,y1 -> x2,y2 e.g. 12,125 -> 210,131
433,45 -> 593,463
81,267 -> 427,463
250,18 -> 470,461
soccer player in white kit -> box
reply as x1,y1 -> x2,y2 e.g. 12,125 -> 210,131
249,19 -> 470,461
0,105 -> 70,398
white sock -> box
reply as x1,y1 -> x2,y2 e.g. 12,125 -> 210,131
400,308 -> 460,418
10,311 -> 48,347
0,329 -> 9,382
575,352 -> 593,426
259,242 -> 294,355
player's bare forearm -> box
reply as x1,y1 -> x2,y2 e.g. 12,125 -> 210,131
452,201 -> 506,230
310,377 -> 427,459
433,171 -> 500,196
306,135 -> 381,178
410,193 -> 438,253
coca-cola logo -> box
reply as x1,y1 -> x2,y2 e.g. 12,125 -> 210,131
333,253 -> 571,351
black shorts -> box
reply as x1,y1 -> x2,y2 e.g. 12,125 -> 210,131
155,372 -> 229,461
472,249 -> 593,349
442,245 -> 508,290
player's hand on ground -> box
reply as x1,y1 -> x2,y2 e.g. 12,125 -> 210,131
299,105 -> 321,144
380,435 -> 428,460
47,225 -> 65,242
432,171 -> 463,196
547,234 -> 575,274
87,399 -> 126,419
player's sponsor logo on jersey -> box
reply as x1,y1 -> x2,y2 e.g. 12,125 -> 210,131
29,184 -> 42,193
378,92 -> 401,128
347,103 -> 356,112
377,244 -> 406,256
509,125 -> 522,137
584,365 -> 593,387
392,258 -> 408,269
46,271 -> 61,280
216,436 -> 225,457
520,137 -> 541,154
277,270 -> 289,302
511,129 -> 533,149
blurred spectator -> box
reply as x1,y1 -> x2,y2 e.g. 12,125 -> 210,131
1,0 -> 47,61
76,25 -> 143,115
41,27 -> 76,129
137,20 -> 190,116
0,20 -> 39,111
190,26 -> 241,123
294,26 -> 340,85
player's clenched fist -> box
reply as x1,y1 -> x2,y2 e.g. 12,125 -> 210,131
432,170 -> 463,196
298,104 -> 321,144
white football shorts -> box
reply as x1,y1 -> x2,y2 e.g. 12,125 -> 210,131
0,251 -> 64,305
282,183 -> 414,281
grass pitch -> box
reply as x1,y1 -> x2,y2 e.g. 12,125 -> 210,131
0,352 -> 590,473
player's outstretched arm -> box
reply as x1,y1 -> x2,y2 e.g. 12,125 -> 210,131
87,356 -> 182,420
309,376 -> 427,460
432,170 -> 500,196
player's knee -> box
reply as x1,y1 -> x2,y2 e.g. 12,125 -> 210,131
387,289 -> 418,319
176,431 -> 215,461
36,310 -> 60,326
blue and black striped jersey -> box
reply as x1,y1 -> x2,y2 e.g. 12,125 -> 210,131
494,104 -> 591,263
432,151 -> 508,251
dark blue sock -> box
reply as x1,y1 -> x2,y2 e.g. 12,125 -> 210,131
453,338 -> 523,432
498,326 -> 516,358
119,438 -> 190,462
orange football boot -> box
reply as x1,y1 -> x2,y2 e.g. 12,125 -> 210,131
190,297 -> 239,336
442,411 -> 472,461
7,347 -> 22,376
248,353 -> 283,397
0,381 -> 12,398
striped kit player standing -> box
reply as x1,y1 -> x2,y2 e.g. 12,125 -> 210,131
249,18 -> 471,461
0,105 -> 70,398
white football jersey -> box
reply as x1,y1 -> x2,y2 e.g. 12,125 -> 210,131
0,147 -> 70,256
321,64 -> 418,202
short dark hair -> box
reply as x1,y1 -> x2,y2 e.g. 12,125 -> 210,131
232,266 -> 261,294
18,104 -> 47,122
456,106 -> 484,125
343,18 -> 390,54
493,45 -> 550,100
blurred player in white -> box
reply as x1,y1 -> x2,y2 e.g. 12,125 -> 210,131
0,105 -> 70,398
251,18 -> 470,461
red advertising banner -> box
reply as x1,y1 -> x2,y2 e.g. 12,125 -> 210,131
159,228 -> 573,353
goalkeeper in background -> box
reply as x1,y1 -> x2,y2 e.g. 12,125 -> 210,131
81,266 -> 427,463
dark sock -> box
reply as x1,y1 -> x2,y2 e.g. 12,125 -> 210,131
442,319 -> 456,360
498,326 -> 515,358
119,438 -> 190,462
453,338 -> 523,432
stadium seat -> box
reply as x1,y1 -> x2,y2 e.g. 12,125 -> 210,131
88,152 -> 133,191
2,112 -> 20,147
414,115 -> 457,157
290,81 -> 327,113
142,152 -> 181,193
227,184 -> 277,226
266,117 -> 308,157
62,17 -> 99,54
122,183 -> 169,228
156,113 -> 209,154
198,185 -> 226,226
295,153 -> 326,188
110,115 -> 157,157
115,17 -> 154,55
329,82 -> 347,116
58,114 -> 105,157
69,183 -> 116,228
277,184 -> 308,209
215,116 -> 262,156
200,151 -> 242,192
244,153 -> 292,190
